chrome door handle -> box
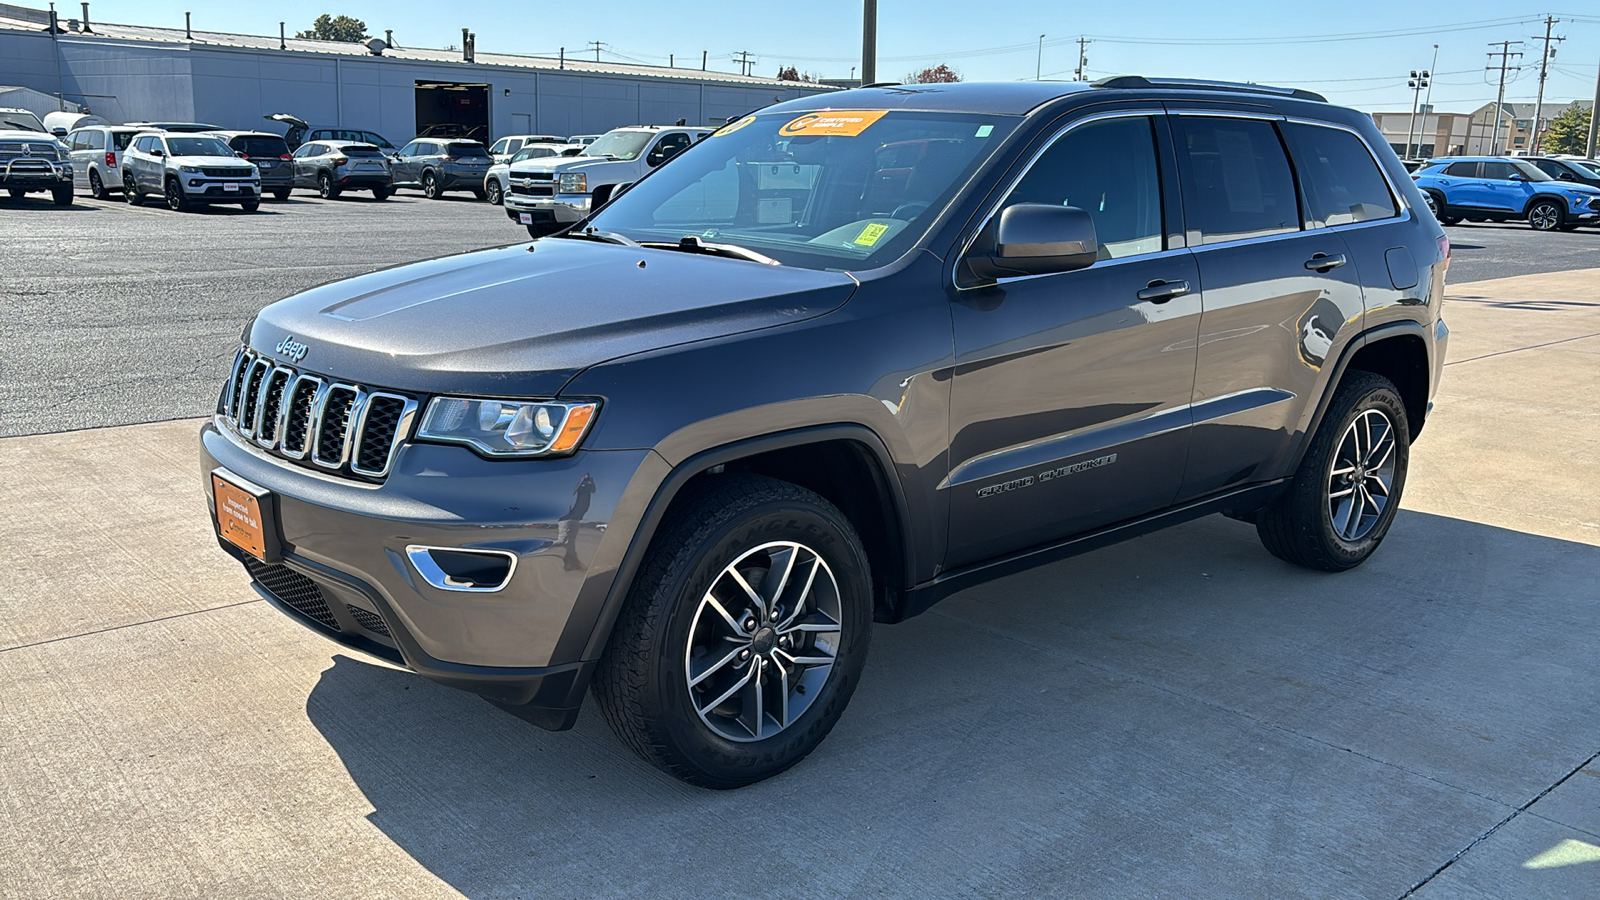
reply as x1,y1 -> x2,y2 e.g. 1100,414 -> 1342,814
1305,253 -> 1347,272
1136,279 -> 1190,303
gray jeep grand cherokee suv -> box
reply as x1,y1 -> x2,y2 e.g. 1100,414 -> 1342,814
202,78 -> 1449,788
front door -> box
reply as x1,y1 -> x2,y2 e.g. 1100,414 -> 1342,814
945,112 -> 1201,568
1169,114 -> 1369,500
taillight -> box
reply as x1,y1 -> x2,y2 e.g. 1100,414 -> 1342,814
1410,174 -> 1421,181
1436,233 -> 1450,272
105,150 -> 116,167
279,153 -> 292,160
331,157 -> 348,166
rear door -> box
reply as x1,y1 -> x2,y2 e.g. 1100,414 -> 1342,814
1442,161 -> 1492,209
1171,112 -> 1368,501
945,111 -> 1201,567
1478,161 -> 1526,213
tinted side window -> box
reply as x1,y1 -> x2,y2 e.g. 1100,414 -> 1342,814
1288,124 -> 1397,227
1480,161 -> 1514,181
1443,161 -> 1479,178
110,131 -> 134,150
1007,115 -> 1164,259
69,130 -> 87,150
397,142 -> 417,157
1176,117 -> 1300,244
1531,160 -> 1564,178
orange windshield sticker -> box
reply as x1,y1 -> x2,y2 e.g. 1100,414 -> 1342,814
714,115 -> 757,137
779,110 -> 890,137
854,223 -> 890,246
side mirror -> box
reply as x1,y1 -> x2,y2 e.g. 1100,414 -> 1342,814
150,148 -> 164,158
1558,172 -> 1575,181
51,127 -> 67,137
1507,173 -> 1525,181
967,204 -> 1099,282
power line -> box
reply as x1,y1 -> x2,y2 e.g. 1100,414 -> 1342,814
731,50 -> 756,77
1486,40 -> 1525,155
1528,15 -> 1566,152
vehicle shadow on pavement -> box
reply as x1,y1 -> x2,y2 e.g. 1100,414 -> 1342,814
303,509 -> 1600,898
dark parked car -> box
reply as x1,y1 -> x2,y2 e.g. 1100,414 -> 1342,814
289,140 -> 393,199
203,78 -> 1448,788
208,131 -> 294,200
391,139 -> 490,199
1526,155 -> 1600,190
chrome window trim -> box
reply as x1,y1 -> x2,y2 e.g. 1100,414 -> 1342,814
278,375 -> 324,460
404,545 -> 519,593
952,107 -> 1171,292
311,383 -> 364,470
253,366 -> 296,450
349,392 -> 419,479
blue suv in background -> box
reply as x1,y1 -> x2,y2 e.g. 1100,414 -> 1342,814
1411,156 -> 1600,230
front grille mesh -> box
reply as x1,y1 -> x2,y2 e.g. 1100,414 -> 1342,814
202,166 -> 255,177
244,557 -> 339,630
345,605 -> 390,636
221,347 -> 416,481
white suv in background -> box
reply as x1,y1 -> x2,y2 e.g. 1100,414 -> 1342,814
121,132 -> 262,212
487,134 -> 569,163
502,125 -> 709,236
66,124 -> 144,198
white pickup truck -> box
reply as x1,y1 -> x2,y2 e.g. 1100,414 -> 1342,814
502,124 -> 710,236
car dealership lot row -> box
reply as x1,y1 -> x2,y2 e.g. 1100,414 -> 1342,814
2,194 -> 1599,894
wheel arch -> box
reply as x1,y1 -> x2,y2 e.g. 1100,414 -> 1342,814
1523,193 -> 1567,216
1298,322 -> 1433,467
575,424 -> 915,665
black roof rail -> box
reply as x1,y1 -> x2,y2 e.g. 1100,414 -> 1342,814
1091,75 -> 1327,103
860,82 -> 904,89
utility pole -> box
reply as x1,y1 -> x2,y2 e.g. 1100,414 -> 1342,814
1404,69 -> 1430,160
1074,37 -> 1092,82
1588,54 -> 1599,158
1420,44 -> 1439,156
1529,16 -> 1565,153
861,0 -> 877,85
1485,41 -> 1523,155
732,50 -> 755,77
588,40 -> 603,62
1036,34 -> 1045,81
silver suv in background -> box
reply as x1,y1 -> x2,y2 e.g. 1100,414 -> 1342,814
392,139 -> 491,199
209,131 -> 295,200
122,132 -> 261,212
487,134 -> 569,163
66,124 -> 142,199
289,140 -> 394,200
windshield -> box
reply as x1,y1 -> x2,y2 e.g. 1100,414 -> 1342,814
1571,160 -> 1600,178
1510,160 -> 1553,181
581,130 -> 654,160
1,111 -> 46,132
584,110 -> 1020,271
167,136 -> 235,157
512,146 -> 558,163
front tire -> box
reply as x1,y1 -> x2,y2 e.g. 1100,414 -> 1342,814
53,187 -> 73,206
240,199 -> 260,212
1256,372 -> 1410,571
272,188 -> 291,201
1528,199 -> 1564,231
422,171 -> 440,199
593,474 -> 872,788
485,180 -> 503,205
164,178 -> 188,211
373,187 -> 392,200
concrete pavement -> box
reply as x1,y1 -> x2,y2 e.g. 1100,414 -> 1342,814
1,269 -> 1597,898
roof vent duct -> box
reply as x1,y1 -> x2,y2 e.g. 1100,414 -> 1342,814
365,37 -> 386,56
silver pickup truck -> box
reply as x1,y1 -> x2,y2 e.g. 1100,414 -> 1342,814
502,125 -> 709,236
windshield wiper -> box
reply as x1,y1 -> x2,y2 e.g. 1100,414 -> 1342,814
559,228 -> 641,248
642,236 -> 781,266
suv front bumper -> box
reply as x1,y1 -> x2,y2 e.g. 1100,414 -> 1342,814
200,419 -> 661,727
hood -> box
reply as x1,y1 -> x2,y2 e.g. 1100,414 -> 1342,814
1557,182 -> 1600,196
248,238 -> 857,397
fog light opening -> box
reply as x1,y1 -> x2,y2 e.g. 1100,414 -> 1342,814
405,545 -> 516,592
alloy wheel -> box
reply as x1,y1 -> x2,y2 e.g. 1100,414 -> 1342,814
1529,202 -> 1560,230
89,169 -> 105,199
684,541 -> 843,742
423,173 -> 438,198
1327,409 -> 1397,542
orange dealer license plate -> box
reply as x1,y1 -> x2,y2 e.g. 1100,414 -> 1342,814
212,469 -> 278,562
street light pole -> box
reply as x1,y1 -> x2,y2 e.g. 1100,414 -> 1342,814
1404,70 -> 1429,160
1037,34 -> 1044,81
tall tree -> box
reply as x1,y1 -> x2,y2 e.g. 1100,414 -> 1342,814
1540,104 -> 1592,155
775,66 -> 816,83
295,14 -> 369,43
903,64 -> 961,84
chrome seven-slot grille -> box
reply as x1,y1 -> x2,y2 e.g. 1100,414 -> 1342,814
510,171 -> 555,196
222,347 -> 418,481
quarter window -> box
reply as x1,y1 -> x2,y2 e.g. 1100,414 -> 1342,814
1287,124 -> 1397,226
1005,116 -> 1164,259
1175,116 -> 1300,244
87,130 -> 105,150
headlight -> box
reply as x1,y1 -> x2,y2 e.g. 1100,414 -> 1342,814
417,397 -> 598,457
180,165 -> 201,174
558,173 -> 587,194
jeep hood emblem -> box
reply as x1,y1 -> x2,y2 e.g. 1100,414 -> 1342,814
275,335 -> 308,361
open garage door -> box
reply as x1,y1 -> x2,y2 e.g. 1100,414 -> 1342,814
414,81 -> 489,144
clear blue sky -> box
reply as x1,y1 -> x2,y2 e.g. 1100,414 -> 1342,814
90,0 -> 1600,114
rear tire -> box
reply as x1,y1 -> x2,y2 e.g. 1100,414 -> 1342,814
318,172 -> 339,199
1256,372 -> 1410,571
89,169 -> 107,199
6,188 -> 23,199
593,474 -> 872,789
123,173 -> 142,206
422,171 -> 440,199
373,187 -> 392,200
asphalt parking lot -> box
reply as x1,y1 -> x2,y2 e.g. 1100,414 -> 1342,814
2,195 -> 1599,898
